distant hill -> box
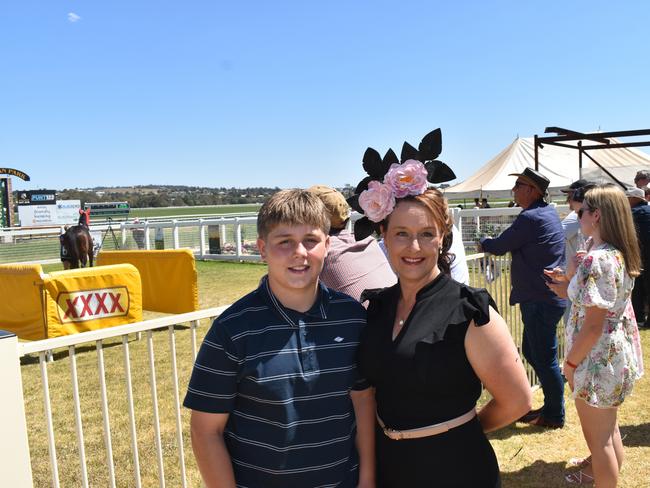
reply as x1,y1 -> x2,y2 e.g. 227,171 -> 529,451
55,185 -> 283,208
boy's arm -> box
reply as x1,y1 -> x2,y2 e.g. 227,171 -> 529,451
189,410 -> 236,488
350,387 -> 376,488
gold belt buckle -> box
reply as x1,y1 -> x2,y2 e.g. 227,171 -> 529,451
385,427 -> 404,440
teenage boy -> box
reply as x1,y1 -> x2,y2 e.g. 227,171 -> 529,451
184,189 -> 375,488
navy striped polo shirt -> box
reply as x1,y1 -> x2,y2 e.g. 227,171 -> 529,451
183,275 -> 367,488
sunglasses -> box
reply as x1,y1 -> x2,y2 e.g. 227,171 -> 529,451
513,181 -> 533,189
577,207 -> 593,219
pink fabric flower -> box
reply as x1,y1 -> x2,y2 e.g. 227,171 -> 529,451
358,180 -> 396,222
383,159 -> 428,198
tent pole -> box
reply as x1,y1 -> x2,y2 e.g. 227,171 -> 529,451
578,141 -> 583,179
534,135 -> 539,170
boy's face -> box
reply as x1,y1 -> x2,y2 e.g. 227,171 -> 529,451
257,224 -> 330,296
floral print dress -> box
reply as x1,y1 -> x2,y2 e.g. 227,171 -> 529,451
566,243 -> 644,407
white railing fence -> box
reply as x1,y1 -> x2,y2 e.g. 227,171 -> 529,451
465,253 -> 566,389
2,307 -> 227,488
0,205 -> 571,266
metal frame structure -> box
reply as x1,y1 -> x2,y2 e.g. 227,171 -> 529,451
534,127 -> 650,189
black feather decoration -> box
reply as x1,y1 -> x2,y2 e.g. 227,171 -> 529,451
353,217 -> 377,241
362,148 -> 384,179
400,142 -> 419,162
346,194 -> 363,214
424,160 -> 456,183
383,148 -> 399,168
418,129 -> 442,161
354,176 -> 373,195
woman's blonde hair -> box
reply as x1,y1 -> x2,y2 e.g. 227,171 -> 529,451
583,184 -> 641,277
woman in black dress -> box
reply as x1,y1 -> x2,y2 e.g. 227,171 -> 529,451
351,130 -> 533,487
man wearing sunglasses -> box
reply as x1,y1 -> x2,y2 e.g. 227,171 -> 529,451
479,167 -> 567,429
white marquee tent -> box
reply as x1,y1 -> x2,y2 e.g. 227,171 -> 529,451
444,137 -> 650,200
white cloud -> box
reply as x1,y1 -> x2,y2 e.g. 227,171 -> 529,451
68,12 -> 81,23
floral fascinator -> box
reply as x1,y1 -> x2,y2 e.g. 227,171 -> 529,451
347,128 -> 456,240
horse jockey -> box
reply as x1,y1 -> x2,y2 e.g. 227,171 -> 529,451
78,208 -> 90,227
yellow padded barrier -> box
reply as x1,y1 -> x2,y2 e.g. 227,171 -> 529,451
0,263 -> 142,340
97,249 -> 198,314
0,264 -> 46,341
42,264 -> 143,338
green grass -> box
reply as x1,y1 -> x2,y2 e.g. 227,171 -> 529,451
129,204 -> 262,219
19,260 -> 649,487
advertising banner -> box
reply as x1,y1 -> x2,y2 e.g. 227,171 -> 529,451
17,204 -> 57,226
56,200 -> 81,224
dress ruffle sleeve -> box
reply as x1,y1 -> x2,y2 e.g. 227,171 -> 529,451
416,286 -> 497,346
580,252 -> 618,309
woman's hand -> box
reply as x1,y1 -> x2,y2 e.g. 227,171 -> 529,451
563,363 -> 575,391
544,267 -> 567,283
546,278 -> 569,298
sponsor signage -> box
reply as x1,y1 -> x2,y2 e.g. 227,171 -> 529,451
0,168 -> 30,181
17,195 -> 81,226
56,286 -> 130,323
18,205 -> 57,226
56,200 -> 81,224
17,190 -> 56,206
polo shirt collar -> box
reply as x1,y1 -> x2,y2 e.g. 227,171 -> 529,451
259,275 -> 330,326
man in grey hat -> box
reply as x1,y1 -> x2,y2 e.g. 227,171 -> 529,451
626,187 -> 650,327
479,167 -> 567,429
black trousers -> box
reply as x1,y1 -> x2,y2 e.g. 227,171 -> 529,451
632,268 -> 649,326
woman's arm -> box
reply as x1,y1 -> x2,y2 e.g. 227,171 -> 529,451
189,410 -> 236,488
563,305 -> 608,390
465,307 -> 532,433
350,387 -> 377,488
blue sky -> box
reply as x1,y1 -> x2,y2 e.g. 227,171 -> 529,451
2,1 -> 649,191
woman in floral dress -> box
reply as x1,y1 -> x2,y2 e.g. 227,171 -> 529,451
547,184 -> 643,486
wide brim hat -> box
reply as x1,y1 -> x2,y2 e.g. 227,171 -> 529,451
508,167 -> 550,194
625,187 -> 645,200
307,185 -> 350,229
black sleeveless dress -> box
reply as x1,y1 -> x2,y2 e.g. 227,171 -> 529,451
358,274 -> 501,488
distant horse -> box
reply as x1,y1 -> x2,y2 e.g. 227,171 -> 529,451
60,225 -> 94,269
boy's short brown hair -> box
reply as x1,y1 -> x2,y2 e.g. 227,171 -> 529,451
257,189 -> 331,238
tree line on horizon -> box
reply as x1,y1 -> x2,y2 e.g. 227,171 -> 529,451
13,184 -> 358,208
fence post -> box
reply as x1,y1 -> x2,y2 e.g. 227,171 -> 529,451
235,218 -> 242,258
220,218 -> 227,246
121,222 -> 127,248
173,220 -> 180,249
0,331 -> 33,487
144,221 -> 151,250
199,219 -> 206,257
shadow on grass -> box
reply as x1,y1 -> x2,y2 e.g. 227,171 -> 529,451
501,460 -> 566,487
19,324 -> 190,365
488,422 -> 553,441
620,422 -> 650,448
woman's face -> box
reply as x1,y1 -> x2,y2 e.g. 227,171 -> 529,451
382,200 -> 443,287
578,202 -> 599,238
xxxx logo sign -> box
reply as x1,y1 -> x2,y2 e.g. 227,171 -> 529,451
57,286 -> 130,323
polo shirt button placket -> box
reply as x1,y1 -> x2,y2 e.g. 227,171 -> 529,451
297,319 -> 315,373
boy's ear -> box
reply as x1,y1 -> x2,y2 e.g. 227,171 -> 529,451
324,235 -> 330,256
257,237 -> 267,261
